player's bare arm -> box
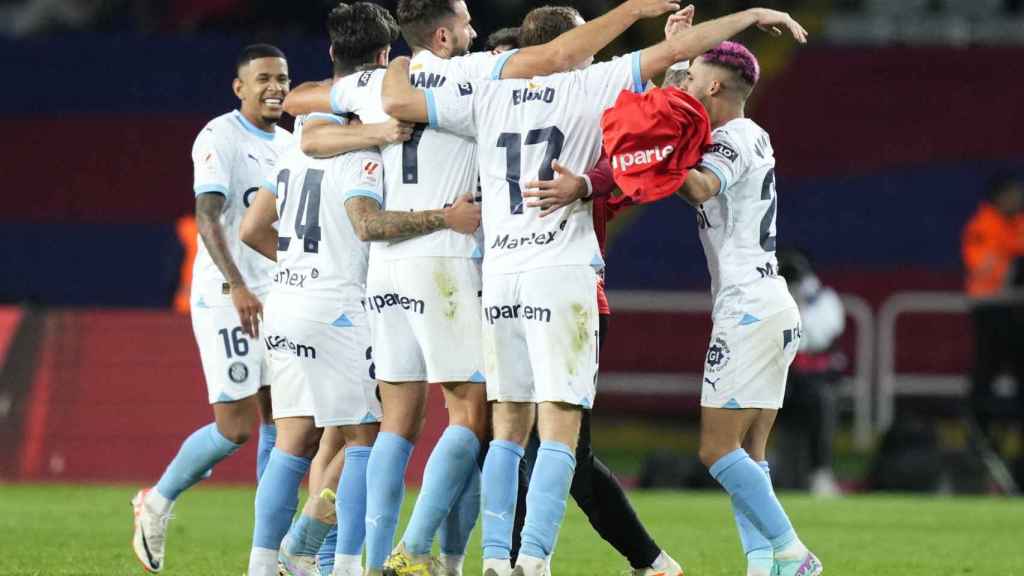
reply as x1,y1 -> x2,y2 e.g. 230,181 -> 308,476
524,160 -> 590,218
640,8 -> 807,82
196,193 -> 263,338
500,0 -> 682,79
380,57 -> 429,123
345,193 -> 480,242
301,117 -> 413,159
676,166 -> 721,206
239,188 -> 279,262
662,5 -> 695,88
282,79 -> 332,116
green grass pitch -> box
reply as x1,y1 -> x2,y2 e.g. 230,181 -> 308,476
1,484 -> 1023,575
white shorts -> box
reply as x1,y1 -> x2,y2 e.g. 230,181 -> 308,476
701,307 -> 802,410
191,301 -> 267,405
264,311 -> 381,427
366,257 -> 484,384
482,266 -> 599,407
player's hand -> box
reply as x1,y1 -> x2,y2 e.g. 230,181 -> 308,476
524,160 -> 588,218
444,194 -> 481,234
664,4 -> 694,38
231,284 -> 263,338
627,0 -> 681,20
375,118 -> 414,145
749,8 -> 808,43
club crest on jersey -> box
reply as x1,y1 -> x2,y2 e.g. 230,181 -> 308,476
228,361 -> 249,383
457,81 -> 474,96
705,335 -> 731,374
512,83 -> 555,105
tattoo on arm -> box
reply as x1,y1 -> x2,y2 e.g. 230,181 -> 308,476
196,193 -> 245,285
346,197 -> 447,242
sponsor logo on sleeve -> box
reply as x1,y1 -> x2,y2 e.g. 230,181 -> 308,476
361,160 -> 381,188
708,142 -> 739,162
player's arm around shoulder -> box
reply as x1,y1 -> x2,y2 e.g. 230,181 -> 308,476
345,194 -> 480,242
239,187 -> 279,262
380,57 -> 430,124
301,115 -> 413,159
283,79 -> 333,117
676,167 -> 721,206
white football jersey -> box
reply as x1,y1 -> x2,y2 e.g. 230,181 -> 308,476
191,110 -> 293,303
695,118 -> 796,322
264,128 -> 383,324
427,52 -> 645,275
328,50 -> 515,261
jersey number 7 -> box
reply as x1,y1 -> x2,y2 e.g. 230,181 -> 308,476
497,126 -> 565,215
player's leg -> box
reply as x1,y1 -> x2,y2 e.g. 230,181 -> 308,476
249,416 -> 322,576
132,305 -> 261,573
335,422 -> 380,576
317,444 -> 347,575
256,385 -> 276,481
438,458 -> 481,575
569,315 -> 681,575
732,412 -> 778,576
280,427 -> 345,575
483,402 -> 535,576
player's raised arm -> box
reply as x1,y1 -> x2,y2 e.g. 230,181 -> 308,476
500,0 -> 681,79
300,116 -> 414,158
640,7 -> 807,82
195,193 -> 263,337
282,80 -> 333,116
239,188 -> 279,261
380,57 -> 430,124
346,193 -> 480,242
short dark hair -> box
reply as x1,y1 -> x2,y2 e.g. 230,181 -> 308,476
328,2 -> 400,74
236,44 -> 286,75
486,27 -> 521,51
519,6 -> 580,48
397,0 -> 457,49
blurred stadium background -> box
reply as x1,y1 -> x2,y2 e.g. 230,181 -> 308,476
2,0 -> 1024,504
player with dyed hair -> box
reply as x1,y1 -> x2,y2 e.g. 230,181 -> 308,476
380,6 -> 806,575
667,40 -> 824,576
286,2 -> 689,575
131,43 -> 293,574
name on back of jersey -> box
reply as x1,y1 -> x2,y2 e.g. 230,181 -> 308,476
512,83 -> 555,106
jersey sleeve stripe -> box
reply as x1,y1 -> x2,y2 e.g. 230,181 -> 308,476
344,189 -> 384,206
701,162 -> 729,196
306,112 -> 345,125
262,179 -> 278,196
194,184 -> 229,197
425,89 -> 439,127
630,51 -> 644,93
490,49 -> 518,80
329,82 -> 345,115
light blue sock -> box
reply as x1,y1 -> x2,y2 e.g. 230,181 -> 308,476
403,426 -> 481,555
257,423 -> 276,481
318,526 -> 337,574
154,423 -> 240,501
253,448 -> 310,549
520,441 -> 576,560
285,514 -> 334,557
364,433 -> 414,569
710,449 -> 797,550
440,465 -> 481,556
337,445 -> 372,556
732,460 -> 773,557
481,440 -> 525,560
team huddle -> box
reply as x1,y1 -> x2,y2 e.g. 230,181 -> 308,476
129,1 -> 818,576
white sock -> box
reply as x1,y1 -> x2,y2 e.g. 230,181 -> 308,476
440,553 -> 465,575
545,555 -> 553,575
144,488 -> 173,515
483,558 -> 512,576
247,547 -> 278,576
333,553 -> 361,576
774,537 -> 808,561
